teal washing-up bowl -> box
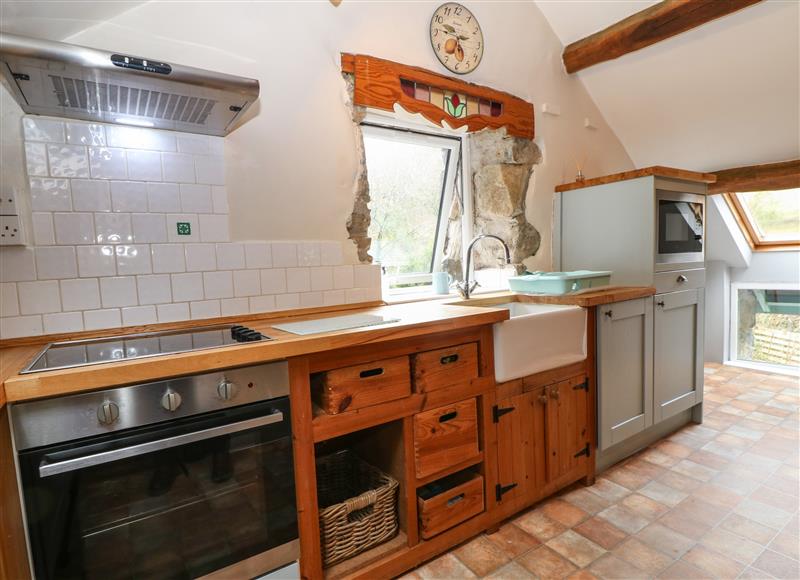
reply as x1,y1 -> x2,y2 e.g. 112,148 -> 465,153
507,270 -> 613,294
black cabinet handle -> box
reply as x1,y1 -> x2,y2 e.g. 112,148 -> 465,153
359,367 -> 384,379
446,493 -> 465,507
439,410 -> 458,423
440,354 -> 460,365
604,310 -> 613,318
657,301 -> 665,307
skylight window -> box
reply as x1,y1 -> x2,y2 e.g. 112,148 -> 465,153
726,188 -> 800,249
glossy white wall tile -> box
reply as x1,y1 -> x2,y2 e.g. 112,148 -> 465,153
0,116 -> 382,338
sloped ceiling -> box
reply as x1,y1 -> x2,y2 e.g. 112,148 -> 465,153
536,0 -> 800,172
0,1 -> 146,40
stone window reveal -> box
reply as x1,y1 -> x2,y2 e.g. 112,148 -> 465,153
344,54 -> 541,282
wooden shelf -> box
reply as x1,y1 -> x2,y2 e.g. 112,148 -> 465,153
324,531 -> 408,579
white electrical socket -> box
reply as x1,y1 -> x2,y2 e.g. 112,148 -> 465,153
0,215 -> 24,246
0,192 -> 18,215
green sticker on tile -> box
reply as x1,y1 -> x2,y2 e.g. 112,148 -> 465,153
176,222 -> 191,236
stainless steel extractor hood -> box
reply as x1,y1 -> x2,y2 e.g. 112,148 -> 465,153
0,32 -> 259,136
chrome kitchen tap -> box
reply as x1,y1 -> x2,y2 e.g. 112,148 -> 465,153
454,234 -> 512,300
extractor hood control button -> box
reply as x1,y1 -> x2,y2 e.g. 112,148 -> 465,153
217,379 -> 238,401
97,401 -> 120,425
162,391 -> 182,412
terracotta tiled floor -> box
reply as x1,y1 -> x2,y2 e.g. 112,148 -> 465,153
406,364 -> 799,579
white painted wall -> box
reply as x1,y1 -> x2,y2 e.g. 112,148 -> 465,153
536,0 -> 800,172
46,0 -> 634,272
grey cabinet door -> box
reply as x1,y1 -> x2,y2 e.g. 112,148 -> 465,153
654,288 -> 704,422
597,297 -> 654,451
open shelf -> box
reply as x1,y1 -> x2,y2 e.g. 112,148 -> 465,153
324,530 -> 407,579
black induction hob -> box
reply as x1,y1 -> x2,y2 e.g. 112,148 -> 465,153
22,324 -> 271,373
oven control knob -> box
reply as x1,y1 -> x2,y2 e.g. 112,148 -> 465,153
161,391 -> 182,412
217,379 -> 238,401
97,401 -> 120,425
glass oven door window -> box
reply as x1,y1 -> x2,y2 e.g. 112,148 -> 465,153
658,200 -> 704,255
19,400 -> 296,580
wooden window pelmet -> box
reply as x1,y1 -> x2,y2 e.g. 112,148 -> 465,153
342,53 -> 534,139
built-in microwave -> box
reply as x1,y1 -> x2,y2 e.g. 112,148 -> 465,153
655,190 -> 705,270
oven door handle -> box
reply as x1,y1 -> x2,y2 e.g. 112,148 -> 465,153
38,410 -> 284,478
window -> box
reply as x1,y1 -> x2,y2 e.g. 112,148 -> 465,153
362,124 -> 462,292
731,283 -> 800,371
726,189 -> 800,249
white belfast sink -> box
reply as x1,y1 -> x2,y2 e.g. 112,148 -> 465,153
487,302 -> 587,382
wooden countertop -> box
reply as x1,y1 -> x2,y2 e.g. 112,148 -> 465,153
555,166 -> 717,192
445,286 -> 655,308
0,302 -> 509,406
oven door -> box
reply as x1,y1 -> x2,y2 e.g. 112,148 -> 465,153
18,398 -> 297,580
656,191 -> 705,269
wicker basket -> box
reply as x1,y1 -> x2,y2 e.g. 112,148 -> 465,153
316,449 -> 399,566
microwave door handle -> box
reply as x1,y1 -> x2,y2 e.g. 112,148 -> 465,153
38,410 -> 284,478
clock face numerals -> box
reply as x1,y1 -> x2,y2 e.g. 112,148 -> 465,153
430,3 -> 483,75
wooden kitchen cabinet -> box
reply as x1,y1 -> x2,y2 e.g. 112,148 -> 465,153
596,297 -> 654,450
494,370 -> 592,509
654,289 -> 704,422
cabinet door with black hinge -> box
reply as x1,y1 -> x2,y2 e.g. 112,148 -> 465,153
546,376 -> 591,482
494,388 -> 547,507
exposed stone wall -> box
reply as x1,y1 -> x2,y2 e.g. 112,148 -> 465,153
343,73 -> 373,263
442,128 -> 542,278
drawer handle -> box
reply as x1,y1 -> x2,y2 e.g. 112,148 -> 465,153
440,354 -> 460,365
676,274 -> 688,283
359,367 -> 384,379
604,310 -> 613,318
657,300 -> 665,307
446,493 -> 465,507
439,410 -> 458,423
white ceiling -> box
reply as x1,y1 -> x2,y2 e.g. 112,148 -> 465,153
0,1 -> 146,40
535,0 -> 800,172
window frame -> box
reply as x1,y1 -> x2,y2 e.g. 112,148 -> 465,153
729,281 -> 800,375
360,118 -> 469,293
723,191 -> 800,251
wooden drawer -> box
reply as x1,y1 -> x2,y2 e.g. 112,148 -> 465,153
413,398 -> 479,479
418,471 -> 484,539
412,343 -> 479,393
312,356 -> 411,415
654,268 -> 705,294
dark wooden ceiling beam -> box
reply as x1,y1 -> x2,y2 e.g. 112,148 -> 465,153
563,0 -> 763,74
708,159 -> 800,194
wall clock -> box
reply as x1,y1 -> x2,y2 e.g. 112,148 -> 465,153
430,3 -> 483,75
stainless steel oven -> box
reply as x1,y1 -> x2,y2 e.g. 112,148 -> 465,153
11,362 -> 298,580
655,190 -> 705,270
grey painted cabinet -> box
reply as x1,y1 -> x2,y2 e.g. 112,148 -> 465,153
597,297 -> 654,451
654,289 -> 705,422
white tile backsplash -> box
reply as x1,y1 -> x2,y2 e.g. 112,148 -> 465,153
19,281 -> 61,314
116,245 -> 152,275
65,122 -> 106,146
30,178 -> 71,211
32,213 -> 55,245
0,283 -> 19,317
60,279 -> 101,311
35,246 -> 77,280
126,149 -> 163,181
54,212 -> 95,245
110,181 -> 149,212
147,182 -> 181,212
71,179 -> 111,212
47,144 -> 89,178
77,245 -> 117,278
89,147 -> 128,180
136,275 -> 172,305
94,213 -> 133,244
100,276 -> 138,308
162,152 -> 195,183
23,118 -> 65,143
1,116 -> 380,338
25,143 -> 48,176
